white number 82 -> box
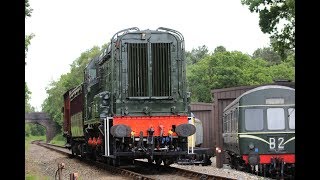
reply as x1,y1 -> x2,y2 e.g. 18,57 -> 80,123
269,137 -> 284,150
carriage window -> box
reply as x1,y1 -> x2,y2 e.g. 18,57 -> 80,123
232,110 -> 237,132
223,115 -> 227,132
288,108 -> 295,129
267,108 -> 285,130
231,110 -> 235,132
245,109 -> 263,131
227,114 -> 231,132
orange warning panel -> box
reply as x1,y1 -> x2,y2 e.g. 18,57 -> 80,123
113,116 -> 188,137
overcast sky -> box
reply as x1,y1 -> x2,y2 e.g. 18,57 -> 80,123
25,0 -> 270,111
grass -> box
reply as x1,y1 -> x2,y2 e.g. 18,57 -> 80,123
25,174 -> 50,180
49,133 -> 66,146
25,135 -> 46,151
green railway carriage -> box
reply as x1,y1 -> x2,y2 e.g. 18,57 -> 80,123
222,85 -> 295,178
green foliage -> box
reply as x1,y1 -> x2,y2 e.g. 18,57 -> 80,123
25,83 -> 31,101
25,135 -> 46,151
25,0 -> 35,110
186,45 -> 209,65
25,0 -> 34,61
214,46 -> 227,54
25,83 -> 35,112
25,83 -> 32,112
25,0 -> 33,18
25,124 -> 31,137
25,33 -> 35,60
241,0 -> 295,58
69,45 -> 102,86
187,48 -> 294,102
42,45 -> 103,128
25,124 -> 46,136
269,60 -> 295,81
252,47 -> 281,64
283,52 -> 295,67
50,134 -> 66,146
25,174 -> 50,180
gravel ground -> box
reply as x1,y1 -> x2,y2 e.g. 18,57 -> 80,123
25,143 -> 129,180
170,157 -> 272,180
26,143 -> 271,180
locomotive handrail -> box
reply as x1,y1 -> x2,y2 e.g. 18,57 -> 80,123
156,27 -> 184,42
111,27 -> 140,42
127,96 -> 173,100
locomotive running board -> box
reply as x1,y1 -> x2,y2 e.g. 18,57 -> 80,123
103,117 -> 112,157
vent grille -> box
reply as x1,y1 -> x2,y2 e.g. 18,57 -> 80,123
128,43 -> 148,97
152,43 -> 171,96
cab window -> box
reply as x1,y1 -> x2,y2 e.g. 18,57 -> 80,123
288,108 -> 295,129
245,109 -> 263,131
88,69 -> 96,81
85,64 -> 97,83
267,108 -> 285,130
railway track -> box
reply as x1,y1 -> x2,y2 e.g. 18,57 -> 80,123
31,140 -> 235,180
131,160 -> 234,180
32,140 -> 154,180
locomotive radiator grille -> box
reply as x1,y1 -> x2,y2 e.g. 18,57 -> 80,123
128,43 -> 148,97
152,43 -> 171,96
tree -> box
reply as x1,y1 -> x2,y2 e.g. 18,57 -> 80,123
214,46 -> 227,54
241,0 -> 295,58
25,0 -> 34,61
252,47 -> 281,64
25,0 -> 35,112
25,33 -> 35,59
187,50 -> 294,102
25,124 -> 46,136
25,0 -> 33,17
185,45 -> 209,65
42,46 -> 102,128
25,84 -> 35,112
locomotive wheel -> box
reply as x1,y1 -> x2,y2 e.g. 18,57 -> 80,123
91,150 -> 97,161
163,159 -> 173,166
147,157 -> 154,164
80,144 -> 86,158
112,158 -> 120,167
106,157 -> 111,165
155,157 -> 162,166
70,146 -> 76,158
94,149 -> 102,162
163,159 -> 169,166
204,156 -> 212,166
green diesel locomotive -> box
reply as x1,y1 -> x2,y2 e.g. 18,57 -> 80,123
63,27 -> 212,166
